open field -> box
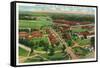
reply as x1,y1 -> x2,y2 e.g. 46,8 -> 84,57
19,47 -> 29,56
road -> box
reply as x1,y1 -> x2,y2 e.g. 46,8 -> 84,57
19,44 -> 31,51
19,54 -> 49,63
50,28 -> 78,59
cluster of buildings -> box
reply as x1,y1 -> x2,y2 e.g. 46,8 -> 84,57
53,19 -> 92,26
19,31 -> 43,40
53,19 -> 95,39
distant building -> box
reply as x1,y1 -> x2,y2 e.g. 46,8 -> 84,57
81,25 -> 94,30
54,19 -> 92,26
78,31 -> 95,39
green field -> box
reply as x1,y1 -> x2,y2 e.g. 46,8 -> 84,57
76,38 -> 91,46
72,47 -> 90,56
72,28 -> 88,33
19,17 -> 53,29
24,52 -> 69,63
19,47 -> 28,56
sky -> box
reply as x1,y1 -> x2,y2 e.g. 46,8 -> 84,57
18,3 -> 95,14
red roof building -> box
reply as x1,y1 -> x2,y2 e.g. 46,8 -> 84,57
19,32 -> 28,38
78,31 -> 90,36
48,33 -> 57,44
53,20 -> 92,26
81,26 -> 94,29
31,31 -> 42,38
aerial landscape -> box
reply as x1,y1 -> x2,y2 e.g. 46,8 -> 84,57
18,4 -> 96,63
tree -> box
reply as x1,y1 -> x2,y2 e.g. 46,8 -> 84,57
48,45 -> 55,56
29,40 -> 35,56
90,37 -> 95,49
72,33 -> 78,40
43,44 -> 49,53
67,40 -> 72,47
61,44 -> 66,53
55,41 -> 60,46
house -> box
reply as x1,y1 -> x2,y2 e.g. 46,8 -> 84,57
53,20 -> 79,26
19,32 -> 28,39
87,32 -> 95,38
28,31 -> 42,40
78,31 -> 95,39
81,26 -> 94,30
31,31 -> 42,38
48,33 -> 57,44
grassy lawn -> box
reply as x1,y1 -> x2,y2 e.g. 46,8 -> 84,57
72,28 -> 88,33
39,51 -> 69,61
25,56 -> 46,63
30,36 -> 49,46
72,47 -> 90,56
19,47 -> 28,56
35,47 -> 45,51
53,45 -> 63,51
47,52 -> 69,60
19,19 -> 53,29
76,38 -> 91,46
25,51 -> 69,63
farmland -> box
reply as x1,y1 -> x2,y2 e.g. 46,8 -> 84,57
18,12 -> 95,63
